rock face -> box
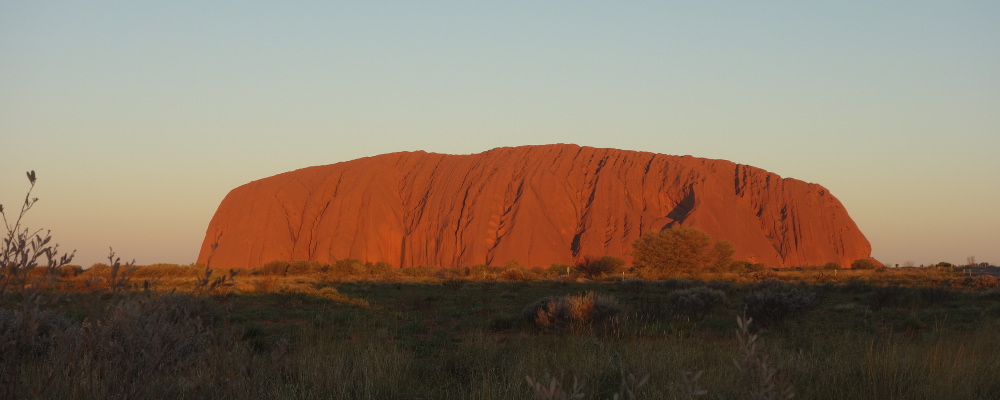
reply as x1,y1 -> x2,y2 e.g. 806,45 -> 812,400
198,144 -> 873,269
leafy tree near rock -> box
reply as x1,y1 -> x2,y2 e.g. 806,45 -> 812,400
575,255 -> 626,278
631,225 -> 735,276
707,239 -> 736,272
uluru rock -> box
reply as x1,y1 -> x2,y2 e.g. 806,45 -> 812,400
198,144 -> 873,269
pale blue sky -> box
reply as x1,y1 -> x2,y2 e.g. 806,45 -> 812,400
2,1 -> 998,267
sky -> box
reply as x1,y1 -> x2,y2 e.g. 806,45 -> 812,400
2,1 -> 998,268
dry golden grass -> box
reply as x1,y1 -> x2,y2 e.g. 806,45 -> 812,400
41,261 -> 989,298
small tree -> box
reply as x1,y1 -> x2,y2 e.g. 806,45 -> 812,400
575,256 -> 625,279
850,258 -> 877,270
631,225 -> 733,276
707,240 -> 736,272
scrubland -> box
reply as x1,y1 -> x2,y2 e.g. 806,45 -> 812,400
4,261 -> 1000,399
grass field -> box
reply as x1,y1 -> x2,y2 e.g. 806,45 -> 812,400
4,263 -> 1000,399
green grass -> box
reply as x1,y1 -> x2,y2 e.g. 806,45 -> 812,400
4,278 -> 1000,399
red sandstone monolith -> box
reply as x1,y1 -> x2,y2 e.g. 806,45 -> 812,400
198,144 -> 873,268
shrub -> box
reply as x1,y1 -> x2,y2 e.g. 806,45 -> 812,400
868,285 -> 917,311
257,260 -> 291,276
1,171 -> 75,293
851,259 -> 878,270
668,286 -> 727,318
500,268 -> 532,281
365,261 -> 394,276
919,287 -> 956,305
250,260 -> 330,276
442,277 -> 465,290
650,278 -> 695,290
523,291 -> 622,333
743,280 -> 816,325
706,279 -> 734,291
621,278 -> 646,292
822,262 -> 841,270
963,275 -> 1000,290
1,292 -> 219,399
287,260 -> 324,275
979,288 -> 1000,302
631,226 -> 734,276
812,271 -> 835,283
730,260 -> 767,273
575,256 -> 625,279
984,302 -> 1000,318
55,265 -> 84,278
0,305 -> 74,359
333,258 -> 370,278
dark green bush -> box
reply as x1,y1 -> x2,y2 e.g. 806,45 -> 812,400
650,278 -> 695,290
668,286 -> 727,318
743,280 -> 816,325
979,288 -> 1000,301
2,293 -> 219,399
620,278 -> 646,292
575,256 -> 625,278
707,280 -> 734,291
851,259 -> 878,270
868,285 -> 917,310
983,302 -> 1000,318
919,287 -> 956,305
0,306 -> 74,359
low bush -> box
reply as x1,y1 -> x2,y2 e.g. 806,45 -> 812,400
963,275 -> 1000,290
0,303 -> 74,359
546,263 -> 574,277
1,292 -> 220,399
729,261 -> 767,273
668,286 -> 727,318
620,278 -> 646,292
918,287 -> 956,305
979,288 -> 1000,301
575,256 -> 626,279
500,267 -> 534,281
983,302 -> 1000,318
523,291 -> 622,333
868,285 -> 917,310
706,280 -> 734,291
399,265 -> 437,278
743,280 -> 816,325
851,259 -> 878,270
650,278 -> 695,290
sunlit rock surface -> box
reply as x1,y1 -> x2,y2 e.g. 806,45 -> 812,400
198,144 -> 873,269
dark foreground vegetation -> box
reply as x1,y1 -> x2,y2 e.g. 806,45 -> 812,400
4,263 -> 1000,399
4,172 -> 1000,399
